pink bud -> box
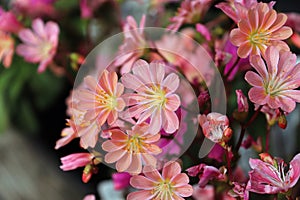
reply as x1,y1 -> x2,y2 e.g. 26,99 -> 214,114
236,90 -> 248,112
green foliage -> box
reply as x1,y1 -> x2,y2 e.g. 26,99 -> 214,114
0,56 -> 66,134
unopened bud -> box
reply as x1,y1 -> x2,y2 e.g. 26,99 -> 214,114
82,164 -> 93,183
259,153 -> 274,165
236,90 -> 249,112
223,127 -> 232,142
278,113 -> 287,129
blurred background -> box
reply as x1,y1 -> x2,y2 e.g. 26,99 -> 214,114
0,0 -> 299,200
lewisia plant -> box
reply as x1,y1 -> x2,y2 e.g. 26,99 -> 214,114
2,0 -> 300,199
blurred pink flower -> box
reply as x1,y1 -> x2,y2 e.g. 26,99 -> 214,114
11,0 -> 56,17
128,161 -> 193,199
102,123 -> 162,175
198,112 -> 232,145
16,18 -> 59,73
236,89 -> 248,112
192,185 -> 214,200
0,31 -> 14,68
112,172 -> 131,190
80,0 -> 106,19
245,46 -> 300,113
121,59 -> 181,134
0,7 -> 23,33
83,194 -> 96,200
247,153 -> 300,194
60,153 -> 94,171
114,15 -> 147,74
230,3 -> 292,58
168,0 -> 212,32
187,164 -> 225,187
55,119 -> 78,149
196,23 -> 211,41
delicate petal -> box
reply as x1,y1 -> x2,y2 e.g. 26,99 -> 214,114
130,175 -> 156,189
162,161 -> 181,180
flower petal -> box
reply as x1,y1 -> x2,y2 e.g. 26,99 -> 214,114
130,175 -> 156,189
245,71 -> 264,87
126,190 -> 154,200
162,161 -> 181,180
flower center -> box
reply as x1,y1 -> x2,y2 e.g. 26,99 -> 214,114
126,134 -> 144,154
249,30 -> 270,46
152,179 -> 174,199
146,84 -> 167,108
96,89 -> 117,111
40,42 -> 53,59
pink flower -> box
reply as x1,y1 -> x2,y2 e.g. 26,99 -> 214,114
168,0 -> 212,32
77,70 -> 125,126
236,89 -> 248,112
198,112 -> 232,145
60,153 -> 95,171
16,18 -> 59,73
0,7 -> 23,33
114,15 -> 147,74
55,119 -> 78,149
83,194 -> 96,200
102,123 -> 162,174
216,0 -> 273,23
11,0 -> 56,17
187,164 -> 225,187
127,161 -> 193,199
245,46 -> 300,113
247,153 -> 300,194
0,31 -> 14,68
121,59 -> 181,134
112,172 -> 131,190
230,2 -> 292,58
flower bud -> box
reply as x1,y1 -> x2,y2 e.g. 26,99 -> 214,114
236,90 -> 249,112
259,153 -> 274,165
278,113 -> 287,129
82,164 -> 93,183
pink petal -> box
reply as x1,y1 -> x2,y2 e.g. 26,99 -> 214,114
32,18 -> 46,39
265,46 -> 279,77
174,184 -> 193,197
111,129 -> 128,141
230,29 -> 247,46
162,109 -> 179,133
289,153 -> 300,187
271,26 -> 293,40
102,140 -> 125,152
121,73 -> 147,92
162,161 -> 181,180
248,9 -> 259,31
148,108 -> 162,134
250,55 -> 268,79
277,95 -> 296,113
141,153 -> 157,166
132,59 -> 152,84
280,90 -> 300,102
18,29 -> 40,45
171,173 -> 189,186
260,10 -> 277,30
149,61 -> 165,84
268,13 -> 288,33
116,152 -> 132,172
126,190 -> 153,200
239,20 -> 251,34
143,166 -> 162,182
165,94 -> 180,111
248,87 -> 268,105
245,71 -> 263,87
105,149 -> 127,163
130,175 -> 156,189
163,73 -> 179,93
237,42 -> 252,58
125,153 -> 142,175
